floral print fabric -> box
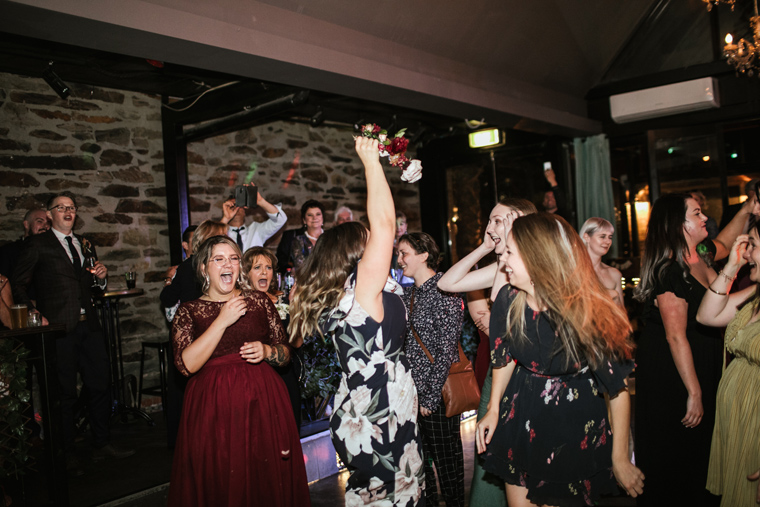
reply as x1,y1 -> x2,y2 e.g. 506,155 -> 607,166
321,271 -> 425,506
401,272 -> 464,412
483,287 -> 633,507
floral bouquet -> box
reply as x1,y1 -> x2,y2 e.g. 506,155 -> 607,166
275,301 -> 289,321
358,124 -> 423,183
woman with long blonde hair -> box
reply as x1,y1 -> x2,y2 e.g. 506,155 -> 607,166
289,137 -> 424,506
476,212 -> 643,507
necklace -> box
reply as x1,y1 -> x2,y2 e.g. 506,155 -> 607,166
305,229 -> 322,242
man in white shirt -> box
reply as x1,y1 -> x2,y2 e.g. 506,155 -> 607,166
220,187 -> 287,252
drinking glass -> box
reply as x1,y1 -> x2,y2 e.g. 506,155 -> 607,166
84,256 -> 98,287
125,271 -> 137,289
11,304 -> 27,330
27,309 -> 41,327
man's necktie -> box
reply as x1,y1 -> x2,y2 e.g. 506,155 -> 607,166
235,227 -> 245,250
66,236 -> 82,274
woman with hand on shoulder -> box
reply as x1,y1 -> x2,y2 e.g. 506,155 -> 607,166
399,232 -> 465,507
580,218 -> 624,306
289,137 -> 424,506
438,197 -> 536,507
477,213 -> 643,506
696,226 -> 760,507
168,236 -> 309,507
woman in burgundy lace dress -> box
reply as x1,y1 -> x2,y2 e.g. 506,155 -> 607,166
168,235 -> 310,507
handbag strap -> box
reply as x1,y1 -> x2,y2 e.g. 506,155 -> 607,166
409,288 -> 435,365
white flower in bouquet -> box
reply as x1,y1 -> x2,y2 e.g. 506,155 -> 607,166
275,302 -> 289,321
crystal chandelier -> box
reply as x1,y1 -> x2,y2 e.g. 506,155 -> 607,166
723,0 -> 760,76
704,0 -> 735,11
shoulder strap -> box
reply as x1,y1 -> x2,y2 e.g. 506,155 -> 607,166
409,288 -> 434,364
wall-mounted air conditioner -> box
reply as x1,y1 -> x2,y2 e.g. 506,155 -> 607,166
609,77 -> 719,124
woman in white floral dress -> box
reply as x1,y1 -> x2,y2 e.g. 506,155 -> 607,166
290,137 -> 425,506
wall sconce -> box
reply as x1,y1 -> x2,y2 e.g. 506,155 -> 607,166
43,62 -> 70,99
310,108 -> 324,127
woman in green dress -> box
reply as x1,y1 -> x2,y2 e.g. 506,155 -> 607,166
697,221 -> 760,507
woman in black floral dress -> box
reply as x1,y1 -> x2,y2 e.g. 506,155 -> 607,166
476,213 -> 644,507
289,137 -> 425,506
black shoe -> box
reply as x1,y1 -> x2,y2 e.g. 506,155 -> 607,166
92,444 -> 135,461
66,455 -> 85,477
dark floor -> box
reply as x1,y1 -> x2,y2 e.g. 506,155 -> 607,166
11,412 -> 636,507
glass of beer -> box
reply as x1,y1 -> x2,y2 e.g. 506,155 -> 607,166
11,304 -> 28,330
125,271 -> 137,289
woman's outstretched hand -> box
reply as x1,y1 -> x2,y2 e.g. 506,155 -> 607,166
355,136 -> 380,165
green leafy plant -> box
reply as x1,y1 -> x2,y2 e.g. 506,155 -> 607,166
0,338 -> 34,479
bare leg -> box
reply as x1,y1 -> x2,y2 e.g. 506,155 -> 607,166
505,483 -> 558,507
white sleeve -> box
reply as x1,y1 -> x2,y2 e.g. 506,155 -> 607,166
242,203 -> 288,249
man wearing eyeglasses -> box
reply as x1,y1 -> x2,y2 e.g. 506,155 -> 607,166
12,193 -> 134,475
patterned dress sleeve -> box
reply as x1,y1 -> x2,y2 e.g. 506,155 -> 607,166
291,235 -> 307,270
590,357 -> 635,395
490,286 -> 516,368
172,303 -> 195,376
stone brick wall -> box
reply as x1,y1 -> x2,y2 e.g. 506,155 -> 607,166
0,71 -> 421,410
185,121 -> 421,241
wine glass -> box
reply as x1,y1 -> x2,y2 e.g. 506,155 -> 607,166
84,256 -> 98,287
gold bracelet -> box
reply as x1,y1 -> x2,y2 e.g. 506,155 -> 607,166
719,270 -> 737,283
708,286 -> 727,296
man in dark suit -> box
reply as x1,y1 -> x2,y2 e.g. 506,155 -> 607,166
12,193 -> 133,474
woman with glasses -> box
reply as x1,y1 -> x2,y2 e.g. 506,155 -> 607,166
398,232 -> 466,507
168,235 -> 310,507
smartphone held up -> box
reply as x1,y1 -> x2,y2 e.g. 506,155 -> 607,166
234,185 -> 258,208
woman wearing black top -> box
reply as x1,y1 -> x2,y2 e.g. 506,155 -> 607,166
399,232 -> 465,507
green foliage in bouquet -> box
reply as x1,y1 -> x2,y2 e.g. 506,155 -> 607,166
0,339 -> 33,479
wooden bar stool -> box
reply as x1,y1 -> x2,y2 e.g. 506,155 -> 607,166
138,341 -> 170,416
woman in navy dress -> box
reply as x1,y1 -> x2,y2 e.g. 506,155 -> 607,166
290,137 -> 425,506
477,213 -> 644,507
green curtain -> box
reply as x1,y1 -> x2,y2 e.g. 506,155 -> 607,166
574,134 -> 617,257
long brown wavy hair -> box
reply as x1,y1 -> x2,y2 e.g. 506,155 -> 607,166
507,213 -> 633,368
288,222 -> 369,340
